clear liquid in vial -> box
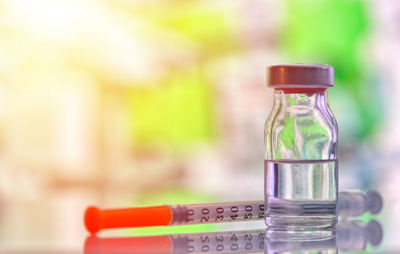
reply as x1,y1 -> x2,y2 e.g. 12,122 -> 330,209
265,160 -> 337,229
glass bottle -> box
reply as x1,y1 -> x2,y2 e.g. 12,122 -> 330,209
264,64 -> 338,229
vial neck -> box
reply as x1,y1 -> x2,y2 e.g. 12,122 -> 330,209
274,88 -> 328,108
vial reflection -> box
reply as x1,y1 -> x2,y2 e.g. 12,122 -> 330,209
264,220 -> 383,254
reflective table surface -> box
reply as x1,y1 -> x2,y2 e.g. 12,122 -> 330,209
83,219 -> 385,254
0,208 -> 396,253
0,190 -> 398,253
0,219 -> 390,254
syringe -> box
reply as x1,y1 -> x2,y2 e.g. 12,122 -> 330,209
85,200 -> 265,234
84,190 -> 382,234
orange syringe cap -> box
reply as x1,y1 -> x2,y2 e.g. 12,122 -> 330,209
84,205 -> 172,234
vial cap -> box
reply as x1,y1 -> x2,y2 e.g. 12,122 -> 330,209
267,64 -> 334,88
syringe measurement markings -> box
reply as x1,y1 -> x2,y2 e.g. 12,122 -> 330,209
175,202 -> 265,225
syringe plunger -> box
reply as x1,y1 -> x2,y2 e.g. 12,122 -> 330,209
338,190 -> 383,217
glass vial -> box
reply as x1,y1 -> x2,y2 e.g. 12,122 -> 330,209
264,64 -> 338,229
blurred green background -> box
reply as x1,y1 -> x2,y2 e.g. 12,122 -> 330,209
0,0 -> 399,251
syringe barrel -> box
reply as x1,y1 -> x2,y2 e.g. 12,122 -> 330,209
169,201 -> 264,225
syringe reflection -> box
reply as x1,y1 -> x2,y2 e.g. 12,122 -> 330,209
84,220 -> 383,254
